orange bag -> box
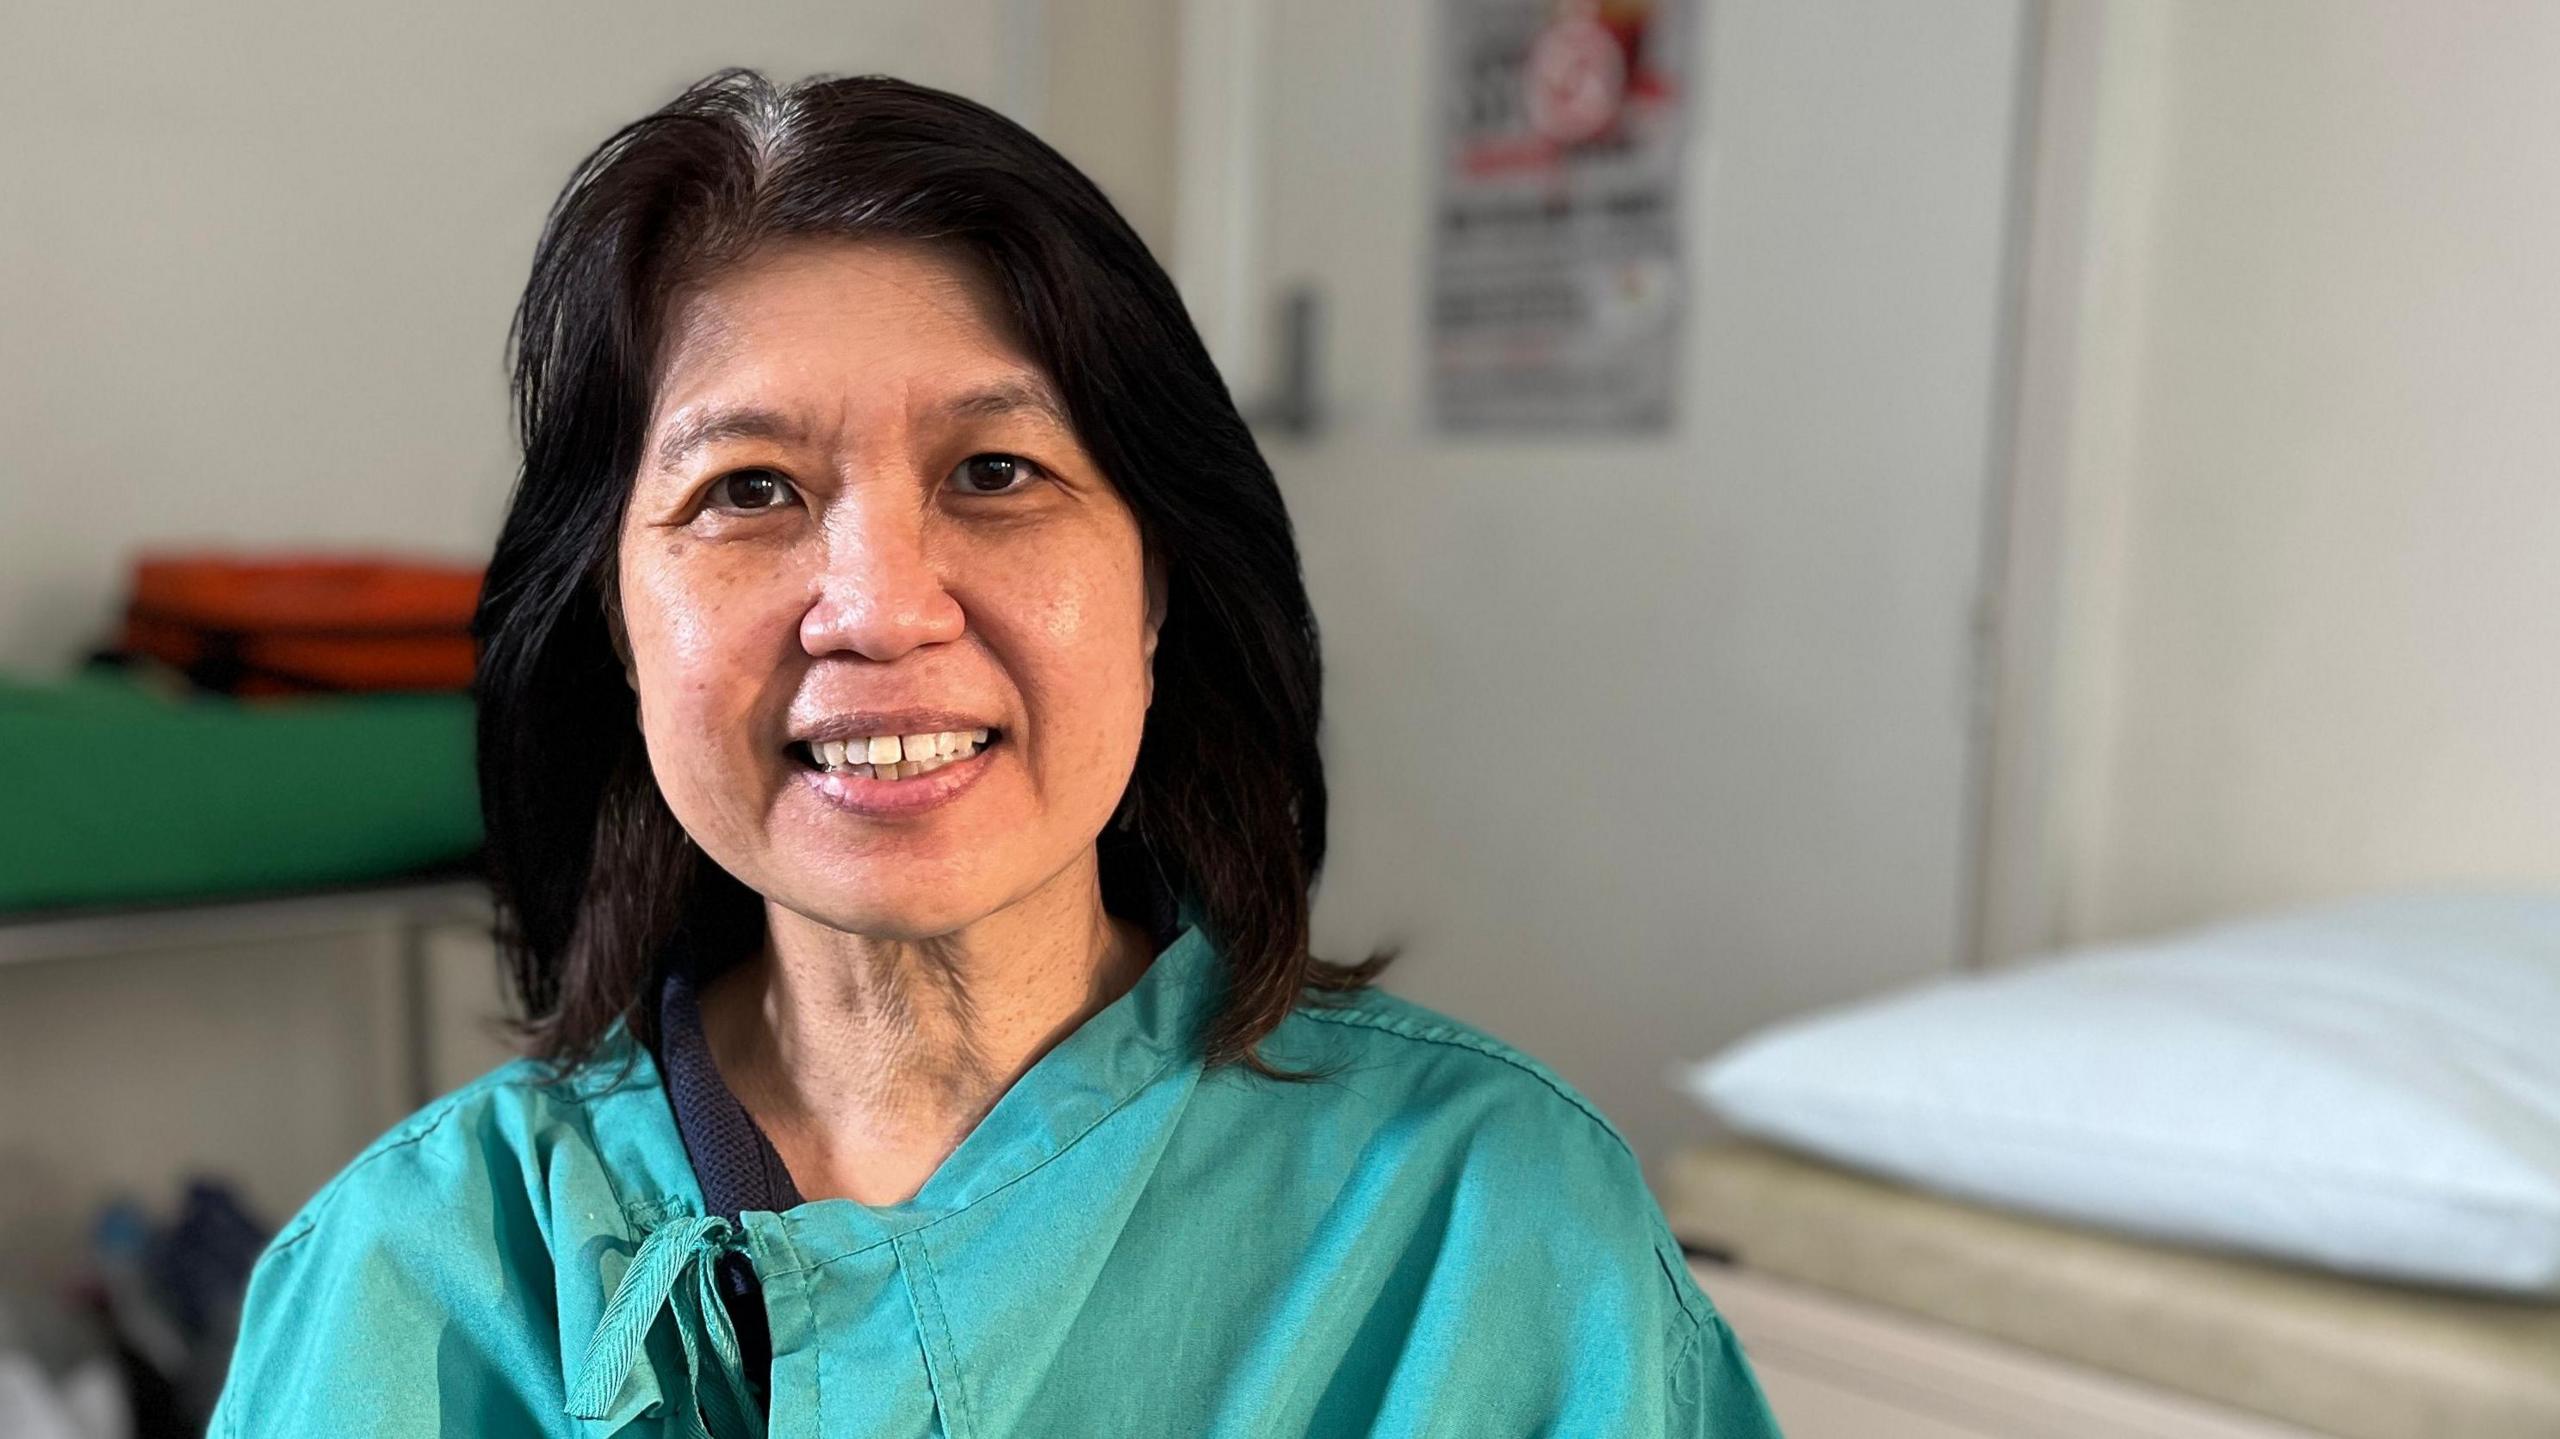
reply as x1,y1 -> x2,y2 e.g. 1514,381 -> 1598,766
115,552 -> 484,695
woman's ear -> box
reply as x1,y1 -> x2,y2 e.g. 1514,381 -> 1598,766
601,584 -> 637,691
1141,556 -> 1168,707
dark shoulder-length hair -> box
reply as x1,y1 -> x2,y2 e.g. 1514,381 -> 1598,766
474,68 -> 1386,1077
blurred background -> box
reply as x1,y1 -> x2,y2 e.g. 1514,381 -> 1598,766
5,2 -> 2558,1436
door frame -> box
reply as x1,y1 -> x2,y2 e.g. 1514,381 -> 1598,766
1169,0 -> 1274,395
1969,1 -> 2170,964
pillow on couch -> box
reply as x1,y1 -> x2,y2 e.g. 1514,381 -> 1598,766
1678,893 -> 2560,1294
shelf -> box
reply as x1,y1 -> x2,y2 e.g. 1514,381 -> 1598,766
0,877 -> 492,969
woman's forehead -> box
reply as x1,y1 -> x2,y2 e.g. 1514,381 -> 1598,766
650,239 -> 1042,421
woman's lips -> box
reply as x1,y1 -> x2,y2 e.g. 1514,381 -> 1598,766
793,738 -> 996,818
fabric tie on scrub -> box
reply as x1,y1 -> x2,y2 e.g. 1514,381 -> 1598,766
568,1214 -> 759,1438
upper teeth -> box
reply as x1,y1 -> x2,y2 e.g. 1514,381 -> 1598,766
810,729 -> 990,776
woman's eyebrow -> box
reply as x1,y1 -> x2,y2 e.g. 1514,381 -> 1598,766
653,406 -> 808,471
651,380 -> 1067,472
938,376 -> 1069,429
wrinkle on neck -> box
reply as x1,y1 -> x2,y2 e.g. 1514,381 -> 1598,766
699,850 -> 1156,1203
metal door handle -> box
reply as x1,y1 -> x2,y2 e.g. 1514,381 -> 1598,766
1242,285 -> 1324,439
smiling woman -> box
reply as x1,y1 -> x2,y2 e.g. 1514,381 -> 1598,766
207,70 -> 1778,1438
618,241 -> 1158,974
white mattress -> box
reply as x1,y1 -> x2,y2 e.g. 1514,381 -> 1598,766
1663,1143 -> 2560,1439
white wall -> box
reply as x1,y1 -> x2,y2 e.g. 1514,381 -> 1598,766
1042,0 -> 1182,260
2000,0 -> 2560,950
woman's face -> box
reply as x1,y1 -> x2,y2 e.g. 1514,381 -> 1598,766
616,240 -> 1159,941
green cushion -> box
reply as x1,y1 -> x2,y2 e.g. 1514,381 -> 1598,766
0,666 -> 481,914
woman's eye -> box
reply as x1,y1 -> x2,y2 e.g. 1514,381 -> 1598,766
949,454 -> 1042,496
707,469 -> 797,513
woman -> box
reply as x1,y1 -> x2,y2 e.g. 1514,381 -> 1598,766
212,71 -> 1777,1437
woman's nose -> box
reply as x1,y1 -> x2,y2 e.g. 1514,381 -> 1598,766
798,510 -> 966,661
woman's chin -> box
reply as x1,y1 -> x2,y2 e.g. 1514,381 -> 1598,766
780,893 -> 988,943
762,844 -> 1093,946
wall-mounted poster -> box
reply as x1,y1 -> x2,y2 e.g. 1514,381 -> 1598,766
1432,0 -> 1697,433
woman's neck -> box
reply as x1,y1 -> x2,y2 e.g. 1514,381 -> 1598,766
698,856 -> 1157,1207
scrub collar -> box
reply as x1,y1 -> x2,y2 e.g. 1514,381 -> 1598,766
658,967 -> 803,1220
652,883 -> 1195,1223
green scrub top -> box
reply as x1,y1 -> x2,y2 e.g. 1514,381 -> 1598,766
210,922 -> 1780,1436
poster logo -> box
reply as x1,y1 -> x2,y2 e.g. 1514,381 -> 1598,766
1433,0 -> 1697,433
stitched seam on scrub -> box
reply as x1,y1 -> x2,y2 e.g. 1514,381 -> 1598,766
755,1233 -> 896,1281
1651,1242 -> 1705,1334
1294,1002 -> 1631,1157
783,1049 -> 1191,1274
257,1089 -> 479,1255
1297,999 -> 1729,1341
1665,1302 -> 1709,1410
769,1215 -> 824,1428
896,1232 -> 979,1438
260,1064 -> 588,1254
